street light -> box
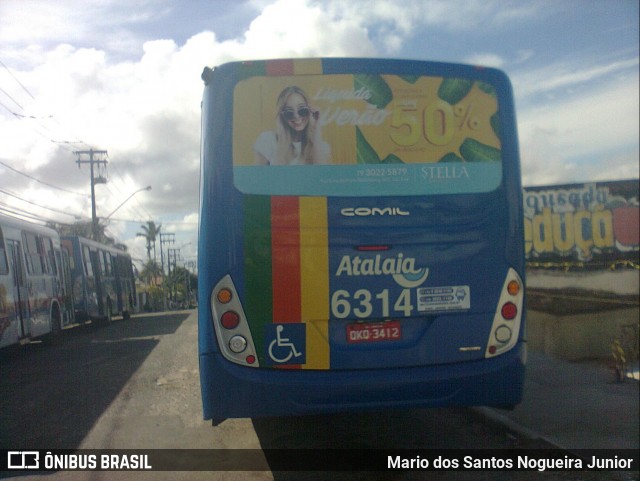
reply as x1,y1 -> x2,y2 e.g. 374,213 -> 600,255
103,185 -> 152,221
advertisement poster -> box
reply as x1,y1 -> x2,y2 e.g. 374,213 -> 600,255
232,74 -> 502,196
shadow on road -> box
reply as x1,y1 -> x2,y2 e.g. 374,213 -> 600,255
0,312 -> 190,449
252,407 -> 503,481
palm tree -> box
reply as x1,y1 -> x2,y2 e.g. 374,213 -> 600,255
137,221 -> 161,261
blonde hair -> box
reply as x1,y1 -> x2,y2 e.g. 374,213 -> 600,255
275,86 -> 316,164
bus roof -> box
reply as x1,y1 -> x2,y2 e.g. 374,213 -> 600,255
0,213 -> 60,238
61,235 -> 130,255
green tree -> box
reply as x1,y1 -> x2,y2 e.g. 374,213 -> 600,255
145,285 -> 165,312
136,221 -> 161,261
166,266 -> 197,307
139,259 -> 163,286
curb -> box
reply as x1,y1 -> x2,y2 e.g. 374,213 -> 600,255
471,407 -> 562,449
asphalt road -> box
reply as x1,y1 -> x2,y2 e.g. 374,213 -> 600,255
0,310 -> 631,481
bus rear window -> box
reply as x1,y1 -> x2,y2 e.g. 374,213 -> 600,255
232,73 -> 502,196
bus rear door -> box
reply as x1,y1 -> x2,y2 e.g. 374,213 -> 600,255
6,240 -> 30,338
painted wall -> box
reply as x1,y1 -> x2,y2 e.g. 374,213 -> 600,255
524,180 -> 639,269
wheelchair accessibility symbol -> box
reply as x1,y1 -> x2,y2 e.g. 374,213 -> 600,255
265,324 -> 306,365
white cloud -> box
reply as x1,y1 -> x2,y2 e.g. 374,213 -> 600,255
241,0 -> 375,58
1,0 -> 374,239
518,73 -> 639,185
1,0 -> 384,225
0,35 -> 206,223
1,0 -> 637,238
463,53 -> 505,68
512,57 -> 639,99
515,49 -> 534,64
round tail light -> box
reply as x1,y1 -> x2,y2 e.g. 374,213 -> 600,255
221,311 -> 240,329
501,302 -> 517,320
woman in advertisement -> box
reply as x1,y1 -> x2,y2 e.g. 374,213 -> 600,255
254,86 -> 331,166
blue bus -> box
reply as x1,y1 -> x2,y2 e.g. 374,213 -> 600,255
198,58 -> 525,421
61,236 -> 136,323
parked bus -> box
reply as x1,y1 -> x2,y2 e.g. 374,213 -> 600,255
61,236 -> 136,323
198,58 -> 525,420
0,213 -> 71,348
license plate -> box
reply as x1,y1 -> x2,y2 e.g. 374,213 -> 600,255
346,321 -> 402,344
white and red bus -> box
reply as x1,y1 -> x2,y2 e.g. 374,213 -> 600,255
0,213 -> 71,348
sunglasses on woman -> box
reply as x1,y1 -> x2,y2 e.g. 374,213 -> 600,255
280,106 -> 311,121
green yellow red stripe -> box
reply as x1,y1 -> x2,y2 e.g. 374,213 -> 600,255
299,197 -> 330,370
271,196 -> 301,324
270,196 -> 302,370
244,195 -> 330,369
243,195 -> 272,364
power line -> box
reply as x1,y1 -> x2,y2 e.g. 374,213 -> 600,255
0,58 -> 92,151
0,98 -> 21,117
0,187 -> 84,219
0,159 -> 89,197
108,159 -> 154,220
0,85 -> 24,110
0,202 -> 92,228
1,98 -> 87,155
0,59 -> 35,100
0,99 -> 86,151
0,204 -> 51,225
107,216 -> 157,224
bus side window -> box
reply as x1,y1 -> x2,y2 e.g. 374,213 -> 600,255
104,252 -> 112,276
83,246 -> 93,277
36,235 -> 48,274
98,250 -> 105,275
44,237 -> 57,275
23,232 -> 44,275
0,228 -> 8,275
62,242 -> 76,271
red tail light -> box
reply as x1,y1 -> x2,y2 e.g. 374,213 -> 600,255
486,269 -> 524,358
211,275 -> 260,367
221,311 -> 240,329
501,302 -> 517,320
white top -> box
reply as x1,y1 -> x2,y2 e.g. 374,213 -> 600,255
253,131 -> 330,165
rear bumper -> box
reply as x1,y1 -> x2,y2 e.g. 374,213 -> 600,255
199,342 -> 526,420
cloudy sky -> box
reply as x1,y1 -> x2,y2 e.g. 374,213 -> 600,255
0,0 -> 638,266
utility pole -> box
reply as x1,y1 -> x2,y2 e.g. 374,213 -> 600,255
159,232 -> 175,277
167,248 -> 181,304
159,232 -> 175,310
185,260 -> 196,307
74,149 -> 108,240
